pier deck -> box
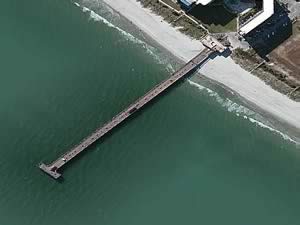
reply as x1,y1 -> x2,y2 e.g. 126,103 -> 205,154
39,48 -> 213,179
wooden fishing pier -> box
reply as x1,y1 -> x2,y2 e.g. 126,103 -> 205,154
40,40 -> 224,179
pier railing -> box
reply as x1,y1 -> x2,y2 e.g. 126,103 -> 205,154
39,47 -> 214,179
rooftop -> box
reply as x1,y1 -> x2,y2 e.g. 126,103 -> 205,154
239,0 -> 275,35
179,0 -> 214,7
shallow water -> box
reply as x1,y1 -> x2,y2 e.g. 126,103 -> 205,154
0,0 -> 300,224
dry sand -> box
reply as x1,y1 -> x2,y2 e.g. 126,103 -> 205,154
102,0 -> 300,131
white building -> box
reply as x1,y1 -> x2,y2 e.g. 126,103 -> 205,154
179,0 -> 275,35
239,0 -> 275,35
179,0 -> 214,7
196,0 -> 214,5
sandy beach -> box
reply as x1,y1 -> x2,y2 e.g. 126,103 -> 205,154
101,0 -> 300,133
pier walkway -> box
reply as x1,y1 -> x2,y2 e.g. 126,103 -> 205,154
39,48 -> 214,179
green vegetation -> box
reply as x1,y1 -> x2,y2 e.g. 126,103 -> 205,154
175,16 -> 207,39
189,3 -> 238,33
206,17 -> 237,33
233,48 -> 300,101
136,0 -> 207,39
239,7 -> 260,25
138,0 -> 238,37
161,0 -> 182,11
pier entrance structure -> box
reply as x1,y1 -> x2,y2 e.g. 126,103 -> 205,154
40,43 -> 225,179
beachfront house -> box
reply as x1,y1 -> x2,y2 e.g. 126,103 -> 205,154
178,0 -> 274,35
239,0 -> 274,35
179,0 -> 214,8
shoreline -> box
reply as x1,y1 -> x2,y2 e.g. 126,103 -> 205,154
100,0 -> 300,135
76,0 -> 300,141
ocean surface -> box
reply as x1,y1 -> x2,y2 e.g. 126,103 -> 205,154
0,0 -> 300,224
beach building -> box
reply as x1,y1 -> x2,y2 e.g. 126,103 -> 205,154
179,0 -> 214,7
177,0 -> 275,35
239,0 -> 275,35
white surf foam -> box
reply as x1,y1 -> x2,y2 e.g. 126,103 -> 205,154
188,79 -> 254,115
74,2 -> 173,69
187,79 -> 298,144
74,2 -> 297,145
248,117 -> 297,143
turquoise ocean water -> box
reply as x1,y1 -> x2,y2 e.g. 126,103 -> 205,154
0,0 -> 300,224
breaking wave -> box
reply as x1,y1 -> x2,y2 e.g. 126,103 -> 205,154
73,2 -> 174,72
73,1 -> 297,145
247,117 -> 296,143
187,79 -> 298,144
